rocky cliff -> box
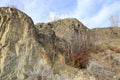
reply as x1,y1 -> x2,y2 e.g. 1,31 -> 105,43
0,7 -> 47,80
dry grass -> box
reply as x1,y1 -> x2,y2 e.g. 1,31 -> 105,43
87,60 -> 113,80
89,49 -> 120,80
29,54 -> 97,80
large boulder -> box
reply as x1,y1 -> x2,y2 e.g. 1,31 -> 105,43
0,7 -> 46,80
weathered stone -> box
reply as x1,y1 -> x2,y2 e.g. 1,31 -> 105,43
0,7 -> 46,80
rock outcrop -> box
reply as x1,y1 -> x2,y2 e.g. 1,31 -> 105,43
35,18 -> 92,68
36,18 -> 88,39
35,18 -> 89,49
0,7 -> 46,80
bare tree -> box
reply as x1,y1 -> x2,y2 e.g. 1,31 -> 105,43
109,15 -> 119,27
63,28 -> 96,68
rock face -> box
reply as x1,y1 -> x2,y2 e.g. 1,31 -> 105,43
0,7 -> 46,80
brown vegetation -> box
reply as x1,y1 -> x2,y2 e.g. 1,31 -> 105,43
62,27 -> 96,68
70,51 -> 90,68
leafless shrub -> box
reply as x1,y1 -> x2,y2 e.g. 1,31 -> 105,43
30,55 -> 95,80
29,55 -> 72,80
29,56 -> 53,80
64,28 -> 95,54
21,55 -> 97,80
109,15 -> 119,27
62,28 -> 96,68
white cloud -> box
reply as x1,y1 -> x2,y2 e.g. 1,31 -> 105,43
48,12 -> 58,21
82,0 -> 120,28
47,0 -> 103,26
47,11 -> 74,22
73,0 -> 96,18
0,0 -> 120,28
0,0 -> 9,6
47,0 -> 120,28
18,0 -> 53,23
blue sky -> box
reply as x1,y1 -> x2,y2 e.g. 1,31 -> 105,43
0,0 -> 120,28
